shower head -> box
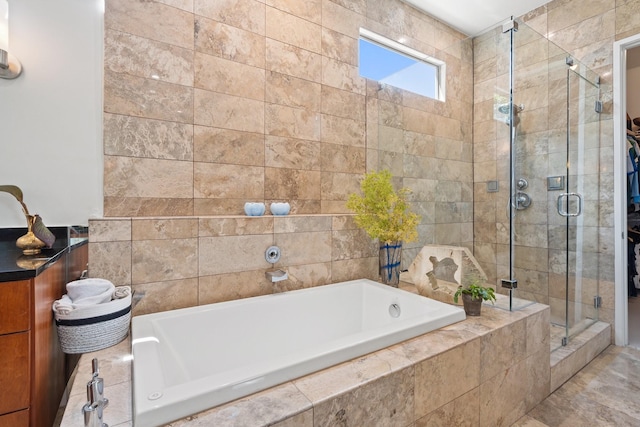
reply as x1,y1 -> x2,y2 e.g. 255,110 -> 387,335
498,104 -> 510,114
498,103 -> 525,115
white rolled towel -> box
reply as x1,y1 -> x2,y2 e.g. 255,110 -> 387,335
66,278 -> 115,306
112,286 -> 130,299
52,294 -> 74,315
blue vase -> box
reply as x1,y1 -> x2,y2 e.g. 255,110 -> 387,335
379,241 -> 402,287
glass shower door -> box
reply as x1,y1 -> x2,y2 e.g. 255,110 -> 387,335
552,60 -> 601,347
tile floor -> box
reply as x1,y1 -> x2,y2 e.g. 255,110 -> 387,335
515,345 -> 640,426
628,295 -> 640,349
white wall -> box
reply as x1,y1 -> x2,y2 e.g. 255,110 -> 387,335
0,0 -> 103,227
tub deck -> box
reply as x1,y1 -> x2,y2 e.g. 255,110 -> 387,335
60,286 -> 551,427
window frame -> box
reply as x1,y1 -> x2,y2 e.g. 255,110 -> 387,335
358,28 -> 446,102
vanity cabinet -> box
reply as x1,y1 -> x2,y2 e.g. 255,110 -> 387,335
0,230 -> 87,427
0,280 -> 31,425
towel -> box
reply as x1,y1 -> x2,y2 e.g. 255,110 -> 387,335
52,295 -> 74,315
113,286 -> 130,300
66,278 -> 115,306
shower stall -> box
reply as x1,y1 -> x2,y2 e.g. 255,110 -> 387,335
473,18 -> 603,350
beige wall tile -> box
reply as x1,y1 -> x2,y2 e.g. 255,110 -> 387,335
193,126 -> 265,166
199,234 -> 274,275
331,257 -> 379,282
273,262 -> 332,292
194,17 -> 266,68
266,6 -> 321,54
132,278 -> 198,315
526,348 -> 551,412
480,319 -> 527,382
616,1 -> 640,39
88,241 -> 132,286
199,270 -> 273,304
273,216 -> 332,233
321,0 -> 364,38
547,0 -> 614,34
320,114 -> 365,147
265,0 -> 321,24
264,168 -> 321,200
194,53 -> 265,101
199,217 -> 274,237
332,229 -> 378,260
322,57 -> 366,94
132,238 -> 198,284
321,85 -> 366,122
106,0 -> 194,49
415,388 -> 480,427
155,0 -> 193,12
274,231 -> 332,265
266,39 -> 322,82
105,29 -> 194,86
322,28 -> 357,66
265,104 -> 321,141
104,156 -> 194,198
104,71 -> 193,123
194,163 -> 264,199
104,197 -> 194,217
479,359 -> 529,427
320,143 -> 366,173
89,219 -> 131,242
131,218 -> 198,240
266,71 -> 322,110
194,89 -> 265,133
311,367 -> 415,426
265,136 -> 322,170
104,114 -> 193,161
414,338 -> 481,419
194,0 -> 265,35
320,172 -> 362,201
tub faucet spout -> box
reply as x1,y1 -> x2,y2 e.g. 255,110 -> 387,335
266,269 -> 288,282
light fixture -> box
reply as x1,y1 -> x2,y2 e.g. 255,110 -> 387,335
0,0 -> 22,79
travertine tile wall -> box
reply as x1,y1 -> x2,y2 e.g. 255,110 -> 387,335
472,0 -> 640,335
94,0 -> 474,312
89,215 -> 378,314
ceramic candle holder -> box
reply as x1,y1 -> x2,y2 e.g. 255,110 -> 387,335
244,202 -> 266,216
270,202 -> 290,216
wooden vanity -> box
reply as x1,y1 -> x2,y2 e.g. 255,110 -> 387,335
0,227 -> 87,427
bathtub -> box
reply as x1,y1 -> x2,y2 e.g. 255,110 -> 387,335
131,278 -> 466,426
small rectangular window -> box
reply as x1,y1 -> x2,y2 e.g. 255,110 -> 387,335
358,28 -> 445,101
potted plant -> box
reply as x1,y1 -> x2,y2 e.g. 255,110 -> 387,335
346,169 -> 420,287
453,278 -> 496,316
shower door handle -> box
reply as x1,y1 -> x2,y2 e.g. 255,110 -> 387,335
557,192 -> 582,217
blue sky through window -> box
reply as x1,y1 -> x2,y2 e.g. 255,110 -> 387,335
358,37 -> 437,99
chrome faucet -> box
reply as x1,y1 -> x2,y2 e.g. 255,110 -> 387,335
83,358 -> 109,427
266,269 -> 288,282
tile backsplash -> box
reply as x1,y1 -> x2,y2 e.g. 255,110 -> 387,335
89,215 -> 378,314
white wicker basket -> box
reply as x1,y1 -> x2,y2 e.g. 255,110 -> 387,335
54,286 -> 132,354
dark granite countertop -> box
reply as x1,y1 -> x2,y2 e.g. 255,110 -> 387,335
0,226 -> 88,282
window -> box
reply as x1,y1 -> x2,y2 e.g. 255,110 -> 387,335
358,28 -> 445,101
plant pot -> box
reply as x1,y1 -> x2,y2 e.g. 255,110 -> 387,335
461,293 -> 483,316
379,241 -> 402,287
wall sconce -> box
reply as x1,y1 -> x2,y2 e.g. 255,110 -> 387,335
0,0 -> 22,79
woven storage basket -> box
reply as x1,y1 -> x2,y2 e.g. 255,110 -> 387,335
55,286 -> 132,354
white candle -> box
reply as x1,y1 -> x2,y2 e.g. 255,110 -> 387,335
0,0 -> 9,53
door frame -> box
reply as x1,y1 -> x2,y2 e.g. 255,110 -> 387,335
614,34 -> 640,346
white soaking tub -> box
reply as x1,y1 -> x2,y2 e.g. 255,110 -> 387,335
131,278 -> 466,426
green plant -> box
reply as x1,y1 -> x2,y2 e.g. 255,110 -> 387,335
346,170 -> 421,243
453,282 -> 496,304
